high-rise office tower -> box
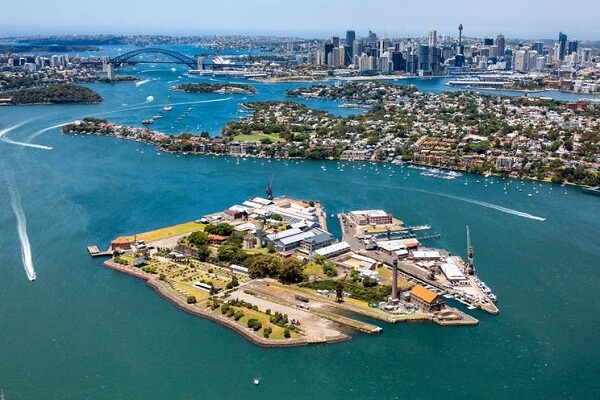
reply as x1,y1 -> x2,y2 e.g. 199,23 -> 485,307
558,32 -> 567,61
418,44 -> 430,72
324,43 -> 334,65
428,29 -> 437,47
495,34 -> 506,58
368,30 -> 378,47
484,38 -> 494,46
345,30 -> 356,65
332,36 -> 340,48
568,40 -> 578,55
532,41 -> 544,54
378,38 -> 389,58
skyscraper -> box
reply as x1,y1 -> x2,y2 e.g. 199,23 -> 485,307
532,41 -> 544,54
428,29 -> 437,47
495,34 -> 506,58
345,30 -> 356,65
568,40 -> 578,56
368,30 -> 378,47
418,44 -> 430,73
324,43 -> 334,66
558,32 -> 567,61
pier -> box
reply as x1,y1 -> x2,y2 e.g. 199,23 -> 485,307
87,245 -> 112,257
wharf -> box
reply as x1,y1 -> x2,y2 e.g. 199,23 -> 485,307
339,212 -> 500,316
87,245 -> 112,257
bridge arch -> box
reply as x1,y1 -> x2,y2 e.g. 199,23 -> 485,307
110,48 -> 198,69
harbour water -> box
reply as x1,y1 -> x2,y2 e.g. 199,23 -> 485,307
0,46 -> 599,399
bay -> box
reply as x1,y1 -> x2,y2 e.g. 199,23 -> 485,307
0,45 -> 598,399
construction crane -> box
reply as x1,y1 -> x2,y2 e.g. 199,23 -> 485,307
265,172 -> 275,200
466,225 -> 475,275
336,273 -> 348,303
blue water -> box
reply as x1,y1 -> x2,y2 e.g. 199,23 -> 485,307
1,46 -> 599,399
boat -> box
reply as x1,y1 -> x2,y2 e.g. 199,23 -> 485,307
253,378 -> 260,385
581,186 -> 600,196
162,96 -> 173,112
142,119 -> 154,125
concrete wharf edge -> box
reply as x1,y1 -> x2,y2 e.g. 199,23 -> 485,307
102,260 -> 350,347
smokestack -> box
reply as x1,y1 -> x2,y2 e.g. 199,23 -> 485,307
392,258 -> 398,300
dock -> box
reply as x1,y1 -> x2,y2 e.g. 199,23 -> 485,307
87,245 -> 112,257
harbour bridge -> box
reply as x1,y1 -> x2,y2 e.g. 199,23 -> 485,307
109,48 -> 199,69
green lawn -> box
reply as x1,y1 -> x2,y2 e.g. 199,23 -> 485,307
233,133 -> 286,143
117,220 -> 206,243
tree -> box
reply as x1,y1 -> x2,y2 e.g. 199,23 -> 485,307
226,275 -> 239,289
204,223 -> 234,236
313,254 -> 327,265
362,277 -> 378,288
263,326 -> 273,338
217,243 -> 247,264
247,318 -> 262,331
188,231 -> 210,246
323,262 -> 338,277
245,254 -> 281,278
278,257 -> 305,284
197,245 -> 211,262
186,295 -> 197,304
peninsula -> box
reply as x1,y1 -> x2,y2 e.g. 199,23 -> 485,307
62,81 -> 599,186
0,83 -> 102,105
93,194 -> 489,347
173,82 -> 257,94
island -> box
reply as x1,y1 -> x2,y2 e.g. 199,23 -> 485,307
173,82 -> 257,94
91,194 -> 486,347
1,83 -> 102,105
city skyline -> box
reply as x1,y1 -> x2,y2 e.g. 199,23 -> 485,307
2,0 -> 599,40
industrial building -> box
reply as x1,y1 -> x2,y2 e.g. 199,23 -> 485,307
349,210 -> 393,226
409,285 -> 446,313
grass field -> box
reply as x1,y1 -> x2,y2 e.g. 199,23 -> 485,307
117,220 -> 206,243
233,133 -> 286,143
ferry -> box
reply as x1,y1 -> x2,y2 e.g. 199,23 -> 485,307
581,186 -> 600,196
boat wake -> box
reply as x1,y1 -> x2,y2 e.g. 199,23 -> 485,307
3,168 -> 37,281
135,79 -> 151,87
26,122 -> 70,143
320,178 -> 547,221
1,120 -> 53,150
416,189 -> 547,221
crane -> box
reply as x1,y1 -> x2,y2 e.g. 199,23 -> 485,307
336,273 -> 348,303
265,172 -> 275,200
466,225 -> 474,275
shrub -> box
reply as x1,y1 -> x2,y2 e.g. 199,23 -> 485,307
186,295 -> 197,304
263,326 -> 273,338
284,327 -> 291,338
233,311 -> 244,321
247,318 -> 262,331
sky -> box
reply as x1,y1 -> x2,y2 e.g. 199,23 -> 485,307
2,0 -> 599,40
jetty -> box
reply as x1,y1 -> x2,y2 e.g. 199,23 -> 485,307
87,245 -> 112,257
